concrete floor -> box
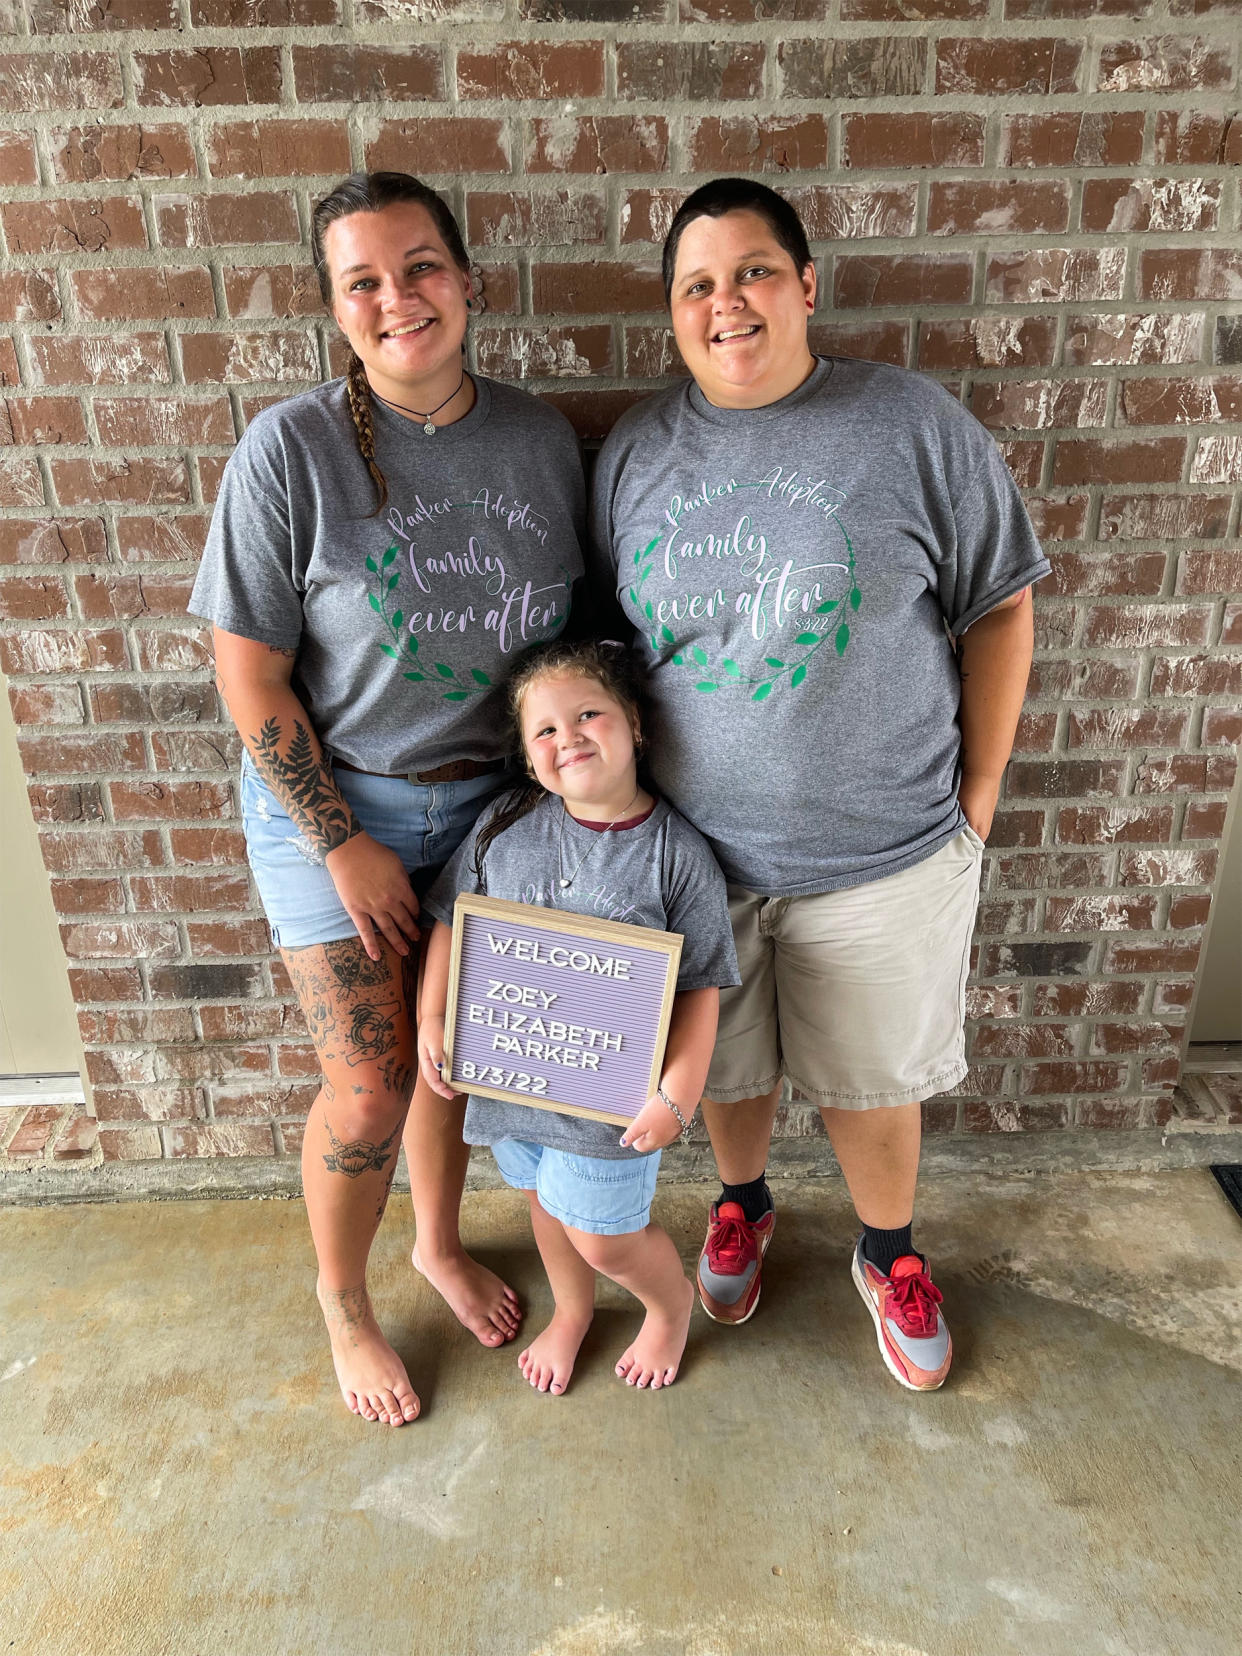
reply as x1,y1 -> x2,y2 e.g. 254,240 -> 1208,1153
2,1171 -> 1240,1656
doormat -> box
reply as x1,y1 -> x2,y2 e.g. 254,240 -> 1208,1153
1209,1166 -> 1242,1221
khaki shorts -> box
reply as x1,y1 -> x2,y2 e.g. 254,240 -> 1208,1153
706,828 -> 984,1110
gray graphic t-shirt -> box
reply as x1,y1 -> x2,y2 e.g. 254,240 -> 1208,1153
189,377 -> 585,773
590,357 -> 1050,896
424,791 -> 740,1160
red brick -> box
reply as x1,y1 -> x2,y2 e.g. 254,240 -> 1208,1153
1100,492 -> 1228,539
1191,437 -> 1242,485
1052,437 -> 1185,486
69,267 -> 216,324
808,320 -> 910,367
1019,1061 -> 1126,1095
0,53 -> 123,113
199,1004 -> 295,1041
75,572 -> 198,622
0,131 -> 37,186
459,41 -> 601,100
990,852 -> 1114,891
186,919 -> 272,957
687,116 -> 829,173
31,335 -> 171,386
1122,377 -> 1242,427
109,779 -> 233,822
1097,37 -> 1234,94
222,266 -> 321,320
78,1009 -> 196,1044
468,190 -> 606,249
51,458 -> 191,508
207,119 -> 351,181
149,730 -> 242,771
1170,895 -> 1213,929
98,1124 -> 164,1160
94,397 -> 234,449
7,682 -> 85,725
1075,1098 -> 1146,1130
617,189 -> 688,247
474,326 -> 614,381
132,629 -> 215,672
999,110 -> 1145,168
1082,604 -> 1211,650
973,1023 -> 1077,1059
788,37 -> 929,100
366,117 -> 510,174
987,809 -> 1045,847
841,113 -> 984,169
1031,982 -> 1143,1017
834,254 -> 973,310
624,327 -> 684,379
974,896 -> 1038,936
92,682 -> 217,725
532,264 -> 664,317
788,184 -> 918,242
1026,659 -> 1140,700
170,827 -> 248,865
1056,806 -> 1174,844
542,389 -> 649,443
53,1114 -> 98,1162
293,43 -> 442,103
115,515 -> 210,564
1006,759 -> 1125,799
619,41 -> 764,100
986,247 -> 1126,304
524,116 -> 665,175
192,0 -> 342,19
3,196 -> 147,256
529,0 -> 664,14
1223,605 -> 1242,646
1203,708 -> 1242,747
971,379 -> 1107,432
1184,799 -> 1228,840
39,830 -> 164,875
180,332 -> 319,384
929,181 -> 1070,237
49,878 -> 126,915
198,457 -> 229,504
0,627 -> 127,675
2,396 -> 88,446
1070,706 -> 1193,749
5,1105 -> 65,1159
1153,110 -> 1242,165
28,785 -> 104,828
1177,551 -> 1242,596
1024,497 -> 1089,541
155,192 -> 300,249
1152,979 -> 1195,1014
918,317 -> 1056,371
20,730 -> 147,776
1082,177 -> 1220,235
1150,655 -> 1242,697
48,124 -> 196,183
964,1101 -> 1071,1130
166,1124 -> 274,1157
1045,894 -> 1159,932
0,339 -> 17,388
0,572 -> 69,622
1140,249 -> 1242,303
0,272 -> 60,325
938,36 -> 1082,94
27,0 -> 178,23
1132,755 -> 1209,794
61,920 -> 181,961
1045,551 -> 1167,597
68,965 -> 144,1002
275,1045 -> 322,1079
1066,312 -> 1205,367
134,48 -> 282,107
1141,1055 -> 1182,1088
965,986 -> 1023,1019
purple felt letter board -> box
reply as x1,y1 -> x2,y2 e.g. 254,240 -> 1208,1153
444,895 -> 683,1128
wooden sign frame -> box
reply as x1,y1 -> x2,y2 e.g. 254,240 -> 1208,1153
443,894 -> 683,1128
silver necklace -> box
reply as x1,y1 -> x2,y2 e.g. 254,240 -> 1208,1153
375,367 -> 467,435
557,789 -> 642,891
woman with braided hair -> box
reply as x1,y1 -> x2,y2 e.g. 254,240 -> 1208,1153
189,172 -> 586,1425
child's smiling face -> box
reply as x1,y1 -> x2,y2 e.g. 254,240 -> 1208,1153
519,671 -> 641,816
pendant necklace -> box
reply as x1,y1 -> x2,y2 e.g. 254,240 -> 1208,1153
375,366 -> 467,435
557,788 -> 642,892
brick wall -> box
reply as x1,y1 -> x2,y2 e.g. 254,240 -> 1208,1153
1,2 -> 1239,1171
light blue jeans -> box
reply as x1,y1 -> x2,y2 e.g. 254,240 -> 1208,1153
490,1137 -> 662,1236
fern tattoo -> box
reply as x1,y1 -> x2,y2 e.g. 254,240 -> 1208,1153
250,717 -> 361,856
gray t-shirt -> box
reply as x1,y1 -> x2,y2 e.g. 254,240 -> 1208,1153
590,357 -> 1051,896
424,791 -> 740,1160
189,376 -> 585,773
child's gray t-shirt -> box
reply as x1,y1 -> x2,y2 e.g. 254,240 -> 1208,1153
424,792 -> 740,1160
189,376 -> 585,774
590,357 -> 1050,897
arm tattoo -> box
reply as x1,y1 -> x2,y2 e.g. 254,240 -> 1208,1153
250,716 -> 361,856
322,1117 -> 401,1178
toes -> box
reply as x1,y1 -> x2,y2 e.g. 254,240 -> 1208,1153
343,1390 -> 362,1417
358,1395 -> 380,1421
550,1379 -> 565,1396
393,1380 -> 420,1422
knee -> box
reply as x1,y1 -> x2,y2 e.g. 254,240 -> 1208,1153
320,1082 -> 408,1141
570,1227 -> 642,1274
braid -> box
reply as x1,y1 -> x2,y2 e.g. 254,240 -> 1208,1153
345,351 -> 388,517
472,780 -> 545,887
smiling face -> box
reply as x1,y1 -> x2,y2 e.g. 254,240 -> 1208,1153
518,671 -> 644,819
323,201 -> 473,411
669,208 -> 817,409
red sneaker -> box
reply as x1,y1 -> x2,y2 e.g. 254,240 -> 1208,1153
696,1201 -> 775,1325
851,1241 -> 952,1391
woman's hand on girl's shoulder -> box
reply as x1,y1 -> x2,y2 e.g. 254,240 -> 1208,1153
323,831 -> 420,961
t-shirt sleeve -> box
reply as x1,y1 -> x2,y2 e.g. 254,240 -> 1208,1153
187,416 -> 304,649
938,433 -> 1051,638
660,821 -> 741,992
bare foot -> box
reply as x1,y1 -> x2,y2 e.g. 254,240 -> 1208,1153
316,1281 -> 420,1426
518,1309 -> 592,1396
411,1246 -> 522,1347
615,1278 -> 695,1391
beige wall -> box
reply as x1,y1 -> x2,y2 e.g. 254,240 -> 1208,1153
0,677 -> 83,1077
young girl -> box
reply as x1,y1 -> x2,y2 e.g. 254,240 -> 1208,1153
417,641 -> 740,1395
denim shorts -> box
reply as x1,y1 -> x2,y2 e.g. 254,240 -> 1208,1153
239,750 -> 506,950
490,1137 -> 662,1236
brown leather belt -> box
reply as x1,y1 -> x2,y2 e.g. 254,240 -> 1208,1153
332,755 -> 506,785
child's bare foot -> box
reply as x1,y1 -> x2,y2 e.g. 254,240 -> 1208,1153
316,1281 -> 420,1426
518,1309 -> 592,1396
411,1245 -> 522,1347
615,1277 -> 695,1390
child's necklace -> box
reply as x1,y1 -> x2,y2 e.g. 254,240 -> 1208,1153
374,367 -> 467,435
557,789 -> 642,891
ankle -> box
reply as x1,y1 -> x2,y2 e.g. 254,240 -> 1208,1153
719,1172 -> 773,1224
860,1222 -> 915,1277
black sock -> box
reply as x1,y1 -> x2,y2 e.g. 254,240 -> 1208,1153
861,1223 -> 914,1276
719,1174 -> 773,1224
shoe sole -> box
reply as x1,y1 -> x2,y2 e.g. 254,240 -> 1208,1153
850,1248 -> 947,1393
697,1217 -> 774,1327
